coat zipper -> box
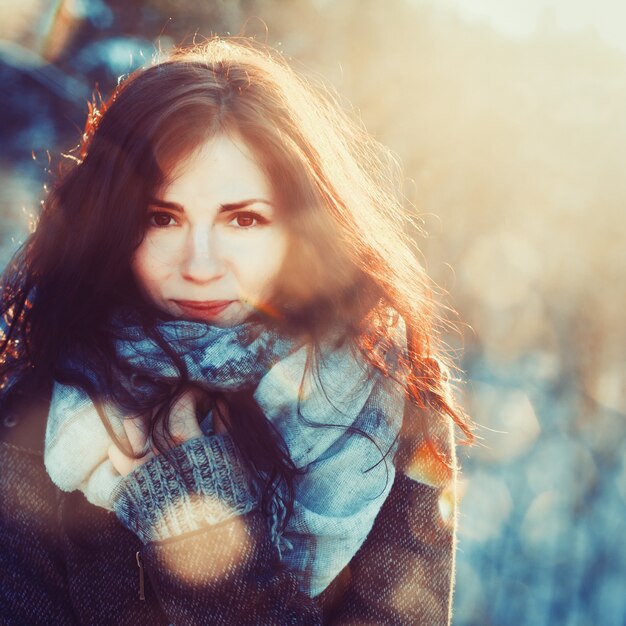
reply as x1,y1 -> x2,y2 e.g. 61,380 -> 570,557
136,551 -> 146,601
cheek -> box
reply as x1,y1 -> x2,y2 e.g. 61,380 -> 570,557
131,240 -> 168,294
229,230 -> 289,295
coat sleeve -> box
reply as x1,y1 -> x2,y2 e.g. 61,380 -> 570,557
0,442 -> 78,626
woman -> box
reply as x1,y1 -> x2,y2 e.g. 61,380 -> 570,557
0,38 -> 471,624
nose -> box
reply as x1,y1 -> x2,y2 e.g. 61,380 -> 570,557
181,227 -> 225,284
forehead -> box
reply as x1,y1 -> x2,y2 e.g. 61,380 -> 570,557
160,133 -> 272,203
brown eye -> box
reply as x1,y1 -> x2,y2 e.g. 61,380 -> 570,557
234,213 -> 256,228
150,212 -> 175,227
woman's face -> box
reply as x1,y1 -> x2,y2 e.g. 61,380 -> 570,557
131,132 -> 289,326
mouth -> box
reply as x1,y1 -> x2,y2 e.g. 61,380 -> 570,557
172,300 -> 235,321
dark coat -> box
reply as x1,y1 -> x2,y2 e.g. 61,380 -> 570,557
0,392 -> 455,625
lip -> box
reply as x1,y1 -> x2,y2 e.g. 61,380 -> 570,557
173,300 -> 234,321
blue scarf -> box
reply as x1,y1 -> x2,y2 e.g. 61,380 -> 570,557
44,314 -> 406,596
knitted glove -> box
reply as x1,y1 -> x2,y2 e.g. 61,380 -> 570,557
110,434 -> 258,544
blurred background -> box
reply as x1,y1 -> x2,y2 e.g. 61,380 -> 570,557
1,1 -> 624,624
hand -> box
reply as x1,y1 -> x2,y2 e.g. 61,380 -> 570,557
108,388 -> 204,476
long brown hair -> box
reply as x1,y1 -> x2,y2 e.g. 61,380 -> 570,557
0,38 -> 472,512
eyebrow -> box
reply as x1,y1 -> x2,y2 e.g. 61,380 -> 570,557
149,198 -> 272,212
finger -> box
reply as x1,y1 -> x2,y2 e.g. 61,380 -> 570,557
123,416 -> 149,455
108,442 -> 155,477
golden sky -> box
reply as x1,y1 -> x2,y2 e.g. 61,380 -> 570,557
432,0 -> 626,54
